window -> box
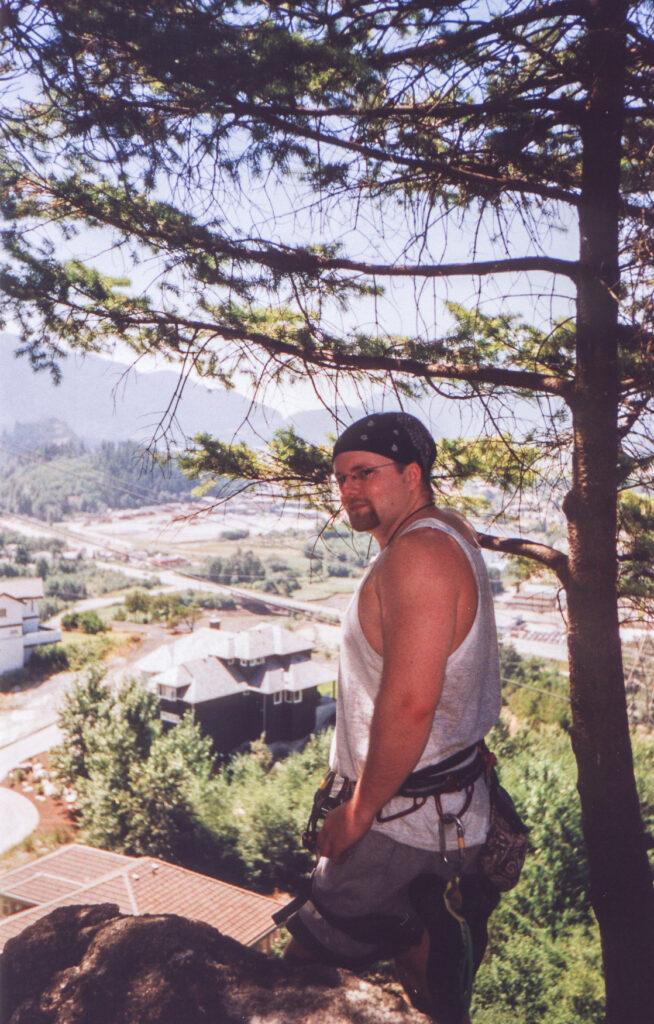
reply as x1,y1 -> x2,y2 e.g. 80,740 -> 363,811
0,608 -> 6,618
284,690 -> 303,704
273,691 -> 283,705
158,685 -> 178,701
161,711 -> 181,725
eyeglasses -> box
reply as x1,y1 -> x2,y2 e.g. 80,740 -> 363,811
331,462 -> 398,490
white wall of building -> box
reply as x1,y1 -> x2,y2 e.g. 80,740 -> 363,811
0,589 -> 60,676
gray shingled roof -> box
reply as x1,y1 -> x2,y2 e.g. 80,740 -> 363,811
153,653 -> 334,704
135,624 -> 313,675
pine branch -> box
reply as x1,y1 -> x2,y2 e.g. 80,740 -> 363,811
372,0 -> 586,67
16,172 -> 580,283
477,532 -> 570,584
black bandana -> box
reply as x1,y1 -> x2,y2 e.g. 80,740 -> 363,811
332,412 -> 436,474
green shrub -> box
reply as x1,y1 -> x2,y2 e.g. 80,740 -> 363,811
220,528 -> 250,540
38,597 -> 64,619
194,592 -> 237,611
29,644 -> 70,673
45,575 -> 88,601
63,635 -> 113,669
77,611 -> 107,634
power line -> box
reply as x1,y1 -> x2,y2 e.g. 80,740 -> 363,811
501,676 -> 570,704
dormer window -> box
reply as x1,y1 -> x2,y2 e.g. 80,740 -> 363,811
158,685 -> 178,700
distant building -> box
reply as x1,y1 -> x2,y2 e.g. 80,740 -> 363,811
151,553 -> 188,567
0,578 -> 61,675
0,844 -> 283,953
135,624 -> 335,754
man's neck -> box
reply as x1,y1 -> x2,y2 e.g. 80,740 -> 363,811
373,499 -> 435,550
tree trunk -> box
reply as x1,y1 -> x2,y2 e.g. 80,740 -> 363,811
566,3 -> 654,1020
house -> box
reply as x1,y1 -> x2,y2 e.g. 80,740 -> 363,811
135,624 -> 336,754
0,844 -> 283,954
151,553 -> 188,567
0,578 -> 61,675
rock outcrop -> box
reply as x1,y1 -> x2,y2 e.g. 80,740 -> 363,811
1,904 -> 428,1024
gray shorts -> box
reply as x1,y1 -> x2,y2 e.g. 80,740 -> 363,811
287,828 -> 484,966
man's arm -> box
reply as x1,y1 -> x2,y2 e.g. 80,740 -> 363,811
317,529 -> 474,861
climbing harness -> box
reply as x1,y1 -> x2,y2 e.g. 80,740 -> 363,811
301,740 -> 487,853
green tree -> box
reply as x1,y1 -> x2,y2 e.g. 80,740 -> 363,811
2,3 -> 653,1016
51,668 -> 112,786
55,674 -> 215,861
500,645 -> 570,730
45,575 -> 87,602
197,731 -> 331,891
35,556 -> 49,579
207,549 -> 265,585
13,544 -> 29,566
123,589 -> 151,616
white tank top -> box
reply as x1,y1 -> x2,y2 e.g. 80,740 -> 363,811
329,516 -> 501,850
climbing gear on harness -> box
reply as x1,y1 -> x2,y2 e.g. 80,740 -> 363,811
478,763 -> 530,891
302,769 -> 353,854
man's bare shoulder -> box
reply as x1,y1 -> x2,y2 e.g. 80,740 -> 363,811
379,526 -> 468,586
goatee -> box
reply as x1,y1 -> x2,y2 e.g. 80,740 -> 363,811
346,505 -> 380,532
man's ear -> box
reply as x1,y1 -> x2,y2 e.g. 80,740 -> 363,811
405,462 -> 423,491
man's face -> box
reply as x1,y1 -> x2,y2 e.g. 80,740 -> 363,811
332,450 -> 408,532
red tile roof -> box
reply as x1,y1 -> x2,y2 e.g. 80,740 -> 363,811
0,844 -> 284,952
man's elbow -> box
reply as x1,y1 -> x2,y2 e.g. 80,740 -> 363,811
398,694 -> 439,726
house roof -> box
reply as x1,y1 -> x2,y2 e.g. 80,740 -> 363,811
135,624 -> 312,676
232,624 -> 312,660
0,593 -> 25,619
0,577 -> 45,601
283,658 -> 335,692
153,653 -> 334,703
156,658 -> 245,703
0,844 -> 282,952
135,628 -> 229,674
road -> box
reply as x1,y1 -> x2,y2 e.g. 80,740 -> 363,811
1,512 -> 344,623
0,787 -> 40,855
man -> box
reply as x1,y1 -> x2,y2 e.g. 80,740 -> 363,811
285,411 -> 501,1023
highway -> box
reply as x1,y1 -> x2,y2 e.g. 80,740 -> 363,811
0,512 -> 343,624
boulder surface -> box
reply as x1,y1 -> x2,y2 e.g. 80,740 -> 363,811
1,904 -> 428,1024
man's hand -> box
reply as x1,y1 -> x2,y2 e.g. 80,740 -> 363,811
316,799 -> 374,863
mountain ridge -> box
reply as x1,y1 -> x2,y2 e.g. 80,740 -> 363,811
2,333 -> 468,446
